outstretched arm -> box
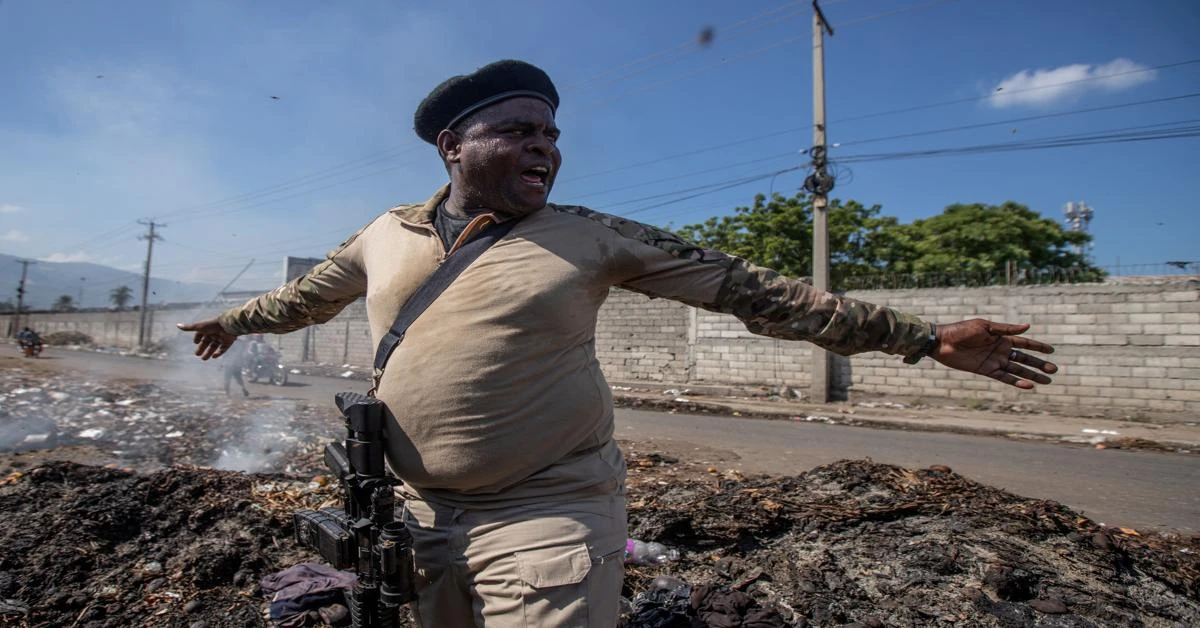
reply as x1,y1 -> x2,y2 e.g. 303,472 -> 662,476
176,223 -> 371,360
589,211 -> 1056,389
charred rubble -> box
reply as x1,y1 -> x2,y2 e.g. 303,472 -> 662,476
0,371 -> 1197,627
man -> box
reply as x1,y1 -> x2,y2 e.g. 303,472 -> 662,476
180,60 -> 1057,627
221,337 -> 251,397
17,327 -> 41,352
245,333 -> 268,373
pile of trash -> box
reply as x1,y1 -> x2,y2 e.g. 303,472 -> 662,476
41,331 -> 94,346
0,462 -> 347,627
621,453 -> 1200,626
0,453 -> 1195,627
2,366 -> 1197,626
0,371 -> 338,475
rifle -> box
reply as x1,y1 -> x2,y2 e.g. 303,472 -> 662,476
293,392 -> 414,627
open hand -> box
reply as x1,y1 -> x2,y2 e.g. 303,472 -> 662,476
932,319 -> 1057,389
176,319 -> 237,360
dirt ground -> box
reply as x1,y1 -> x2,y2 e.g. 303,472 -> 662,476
1,363 -> 1198,627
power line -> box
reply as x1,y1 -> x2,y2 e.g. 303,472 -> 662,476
836,118 -> 1200,163
583,0 -> 958,109
562,60 -> 1200,186
829,58 -> 1200,126
566,0 -> 841,92
151,144 -> 425,222
835,92 -> 1200,148
168,163 -> 410,225
569,151 -> 798,200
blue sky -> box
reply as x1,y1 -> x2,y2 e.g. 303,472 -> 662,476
1,0 -> 1197,295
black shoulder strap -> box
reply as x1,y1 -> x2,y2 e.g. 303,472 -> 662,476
371,219 -> 518,389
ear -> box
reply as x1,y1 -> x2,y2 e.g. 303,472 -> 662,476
436,129 -> 462,163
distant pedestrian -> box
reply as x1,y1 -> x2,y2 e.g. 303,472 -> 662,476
221,340 -> 250,397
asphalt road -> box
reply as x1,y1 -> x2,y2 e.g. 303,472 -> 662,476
6,345 -> 1199,533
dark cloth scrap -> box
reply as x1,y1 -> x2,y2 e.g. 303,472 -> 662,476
260,562 -> 357,628
690,584 -> 787,628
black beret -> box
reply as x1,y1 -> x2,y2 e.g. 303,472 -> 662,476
413,59 -> 559,145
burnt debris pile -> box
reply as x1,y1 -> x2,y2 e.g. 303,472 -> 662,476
623,455 -> 1200,626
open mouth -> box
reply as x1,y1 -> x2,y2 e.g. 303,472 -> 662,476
520,165 -> 550,187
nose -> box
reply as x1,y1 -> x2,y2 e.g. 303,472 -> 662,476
526,134 -> 554,157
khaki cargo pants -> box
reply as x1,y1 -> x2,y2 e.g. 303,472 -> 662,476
402,493 -> 627,627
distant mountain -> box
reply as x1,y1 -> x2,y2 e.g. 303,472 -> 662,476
0,251 -> 226,310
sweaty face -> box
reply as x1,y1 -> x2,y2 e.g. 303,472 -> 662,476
445,97 -> 562,216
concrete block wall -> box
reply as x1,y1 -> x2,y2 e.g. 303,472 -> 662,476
267,300 -> 374,366
5,281 -> 1198,412
838,284 -> 1200,411
594,291 -> 690,383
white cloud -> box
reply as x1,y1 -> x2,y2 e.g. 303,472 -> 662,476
988,58 -> 1157,108
0,204 -> 24,214
41,251 -> 91,262
1,229 -> 31,242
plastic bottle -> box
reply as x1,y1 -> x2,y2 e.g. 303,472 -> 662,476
624,538 -> 680,565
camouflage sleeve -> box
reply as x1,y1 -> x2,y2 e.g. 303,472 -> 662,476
216,225 -> 370,336
562,206 -> 930,357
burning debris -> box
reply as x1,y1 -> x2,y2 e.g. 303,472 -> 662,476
621,453 -> 1200,626
1,455 -> 1196,627
0,370 -> 339,476
1,364 -> 1197,626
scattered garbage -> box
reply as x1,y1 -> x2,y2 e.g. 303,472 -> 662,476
42,331 -> 94,346
0,370 -> 338,475
625,538 -> 680,565
2,362 -> 1198,626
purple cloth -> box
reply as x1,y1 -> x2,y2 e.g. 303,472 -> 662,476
261,563 -> 357,627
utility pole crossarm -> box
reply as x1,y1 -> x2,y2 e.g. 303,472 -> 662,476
813,0 -> 834,36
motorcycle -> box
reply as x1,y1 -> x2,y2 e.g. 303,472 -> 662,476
19,340 -> 43,358
246,356 -> 289,386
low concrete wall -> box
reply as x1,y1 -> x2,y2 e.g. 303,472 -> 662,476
5,281 -> 1198,412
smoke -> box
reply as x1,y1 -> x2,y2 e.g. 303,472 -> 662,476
210,399 -> 300,473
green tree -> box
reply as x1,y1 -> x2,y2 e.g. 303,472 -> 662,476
674,191 -> 897,281
674,194 -> 1103,287
880,202 -> 1103,282
110,285 -> 134,311
0,300 -> 14,314
52,295 -> 76,312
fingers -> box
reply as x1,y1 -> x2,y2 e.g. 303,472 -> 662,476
986,321 -> 1031,336
176,323 -> 196,332
1005,360 -> 1053,385
1011,336 -> 1055,355
194,334 -> 230,360
1010,349 -> 1058,374
989,370 -> 1034,389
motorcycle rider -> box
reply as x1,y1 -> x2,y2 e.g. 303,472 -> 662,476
16,327 -> 43,355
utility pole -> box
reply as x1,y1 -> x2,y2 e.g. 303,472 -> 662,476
807,0 -> 835,403
137,220 -> 165,347
12,259 -> 35,336
78,276 -> 86,309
